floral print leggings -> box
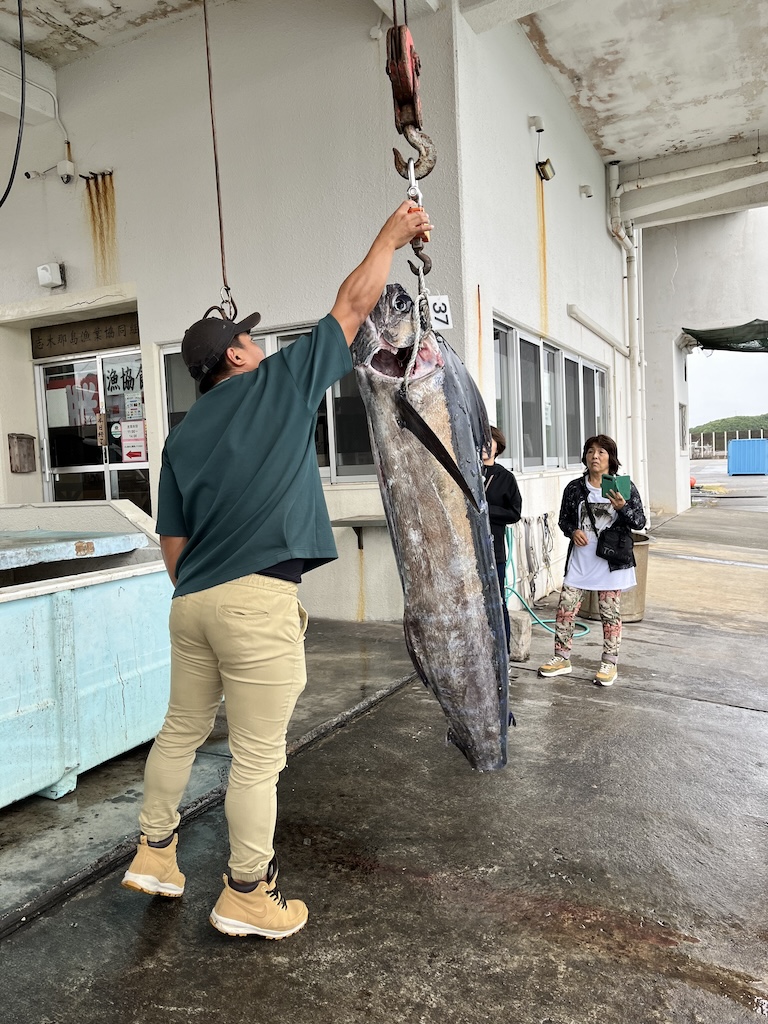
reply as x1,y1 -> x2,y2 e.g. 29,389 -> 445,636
554,585 -> 622,664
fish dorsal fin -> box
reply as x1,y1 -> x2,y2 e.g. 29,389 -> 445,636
436,334 -> 492,458
394,390 -> 481,514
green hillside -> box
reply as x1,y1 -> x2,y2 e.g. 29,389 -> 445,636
690,414 -> 768,434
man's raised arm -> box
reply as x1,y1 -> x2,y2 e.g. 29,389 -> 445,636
330,201 -> 433,346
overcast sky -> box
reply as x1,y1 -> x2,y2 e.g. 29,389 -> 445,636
686,349 -> 768,427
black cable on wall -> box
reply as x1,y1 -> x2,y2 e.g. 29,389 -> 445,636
0,1 -> 26,210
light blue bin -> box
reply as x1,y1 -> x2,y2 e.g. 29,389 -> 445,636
0,501 -> 172,808
727,438 -> 768,475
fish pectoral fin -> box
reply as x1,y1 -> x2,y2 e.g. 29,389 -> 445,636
395,390 -> 480,514
403,616 -> 430,688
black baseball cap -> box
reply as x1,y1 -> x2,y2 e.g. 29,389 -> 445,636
181,311 -> 262,385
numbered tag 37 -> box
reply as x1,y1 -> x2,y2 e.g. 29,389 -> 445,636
428,295 -> 453,330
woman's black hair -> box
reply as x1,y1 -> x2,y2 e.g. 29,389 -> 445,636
582,434 -> 620,476
490,425 -> 506,457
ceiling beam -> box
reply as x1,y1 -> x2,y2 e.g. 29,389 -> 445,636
369,0 -> 440,19
459,0 -> 562,34
0,41 -> 56,126
613,146 -> 768,227
634,189 -> 768,229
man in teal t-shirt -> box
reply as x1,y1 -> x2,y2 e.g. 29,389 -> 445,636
122,202 -> 433,941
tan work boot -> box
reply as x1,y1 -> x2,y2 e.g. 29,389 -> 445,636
121,834 -> 185,897
209,857 -> 308,939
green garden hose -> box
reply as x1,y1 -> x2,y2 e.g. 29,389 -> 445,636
504,526 -> 590,639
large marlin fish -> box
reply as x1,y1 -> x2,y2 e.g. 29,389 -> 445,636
352,284 -> 510,771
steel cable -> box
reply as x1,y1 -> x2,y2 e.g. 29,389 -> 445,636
202,0 -> 235,318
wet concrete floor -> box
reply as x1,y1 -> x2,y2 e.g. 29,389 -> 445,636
0,620 -> 415,936
1,487 -> 767,1024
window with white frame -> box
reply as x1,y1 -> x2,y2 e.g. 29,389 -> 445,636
494,320 -> 608,471
679,403 -> 688,451
493,326 -> 513,447
160,326 -> 375,482
162,349 -> 199,430
582,365 -> 596,438
596,369 -> 607,436
564,357 -> 581,463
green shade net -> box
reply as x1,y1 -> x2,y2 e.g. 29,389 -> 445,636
682,319 -> 768,353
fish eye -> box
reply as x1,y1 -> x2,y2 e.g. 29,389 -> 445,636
393,295 -> 410,312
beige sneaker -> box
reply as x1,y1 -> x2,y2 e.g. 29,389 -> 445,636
538,655 -> 572,677
209,858 -> 308,940
594,661 -> 618,686
121,834 -> 185,897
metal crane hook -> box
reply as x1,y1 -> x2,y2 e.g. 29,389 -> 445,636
393,124 -> 437,181
408,249 -> 432,276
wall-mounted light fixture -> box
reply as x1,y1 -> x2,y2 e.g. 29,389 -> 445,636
529,114 -> 555,181
537,159 -> 556,181
579,184 -> 594,198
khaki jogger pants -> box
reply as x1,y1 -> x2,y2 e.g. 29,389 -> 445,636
139,574 -> 308,883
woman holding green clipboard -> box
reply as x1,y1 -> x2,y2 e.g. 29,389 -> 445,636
538,435 -> 645,687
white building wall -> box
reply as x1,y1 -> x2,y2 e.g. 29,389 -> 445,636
0,323 -> 41,504
0,0 -> 634,616
453,11 -> 630,586
642,208 -> 768,513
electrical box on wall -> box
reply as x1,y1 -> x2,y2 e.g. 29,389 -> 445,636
37,263 -> 65,289
8,434 -> 36,474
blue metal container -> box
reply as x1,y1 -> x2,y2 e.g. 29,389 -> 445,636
0,502 -> 172,808
727,438 -> 768,475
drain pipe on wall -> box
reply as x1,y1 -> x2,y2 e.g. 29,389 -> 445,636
635,229 -> 649,508
607,161 -> 648,509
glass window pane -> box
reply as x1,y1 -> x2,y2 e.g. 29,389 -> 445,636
165,351 -> 199,429
53,471 -> 106,502
43,360 -> 102,468
520,338 -> 543,467
102,352 -> 145,465
582,365 -> 596,439
110,469 -> 151,515
596,369 -> 607,436
332,370 -> 374,477
565,358 -> 581,463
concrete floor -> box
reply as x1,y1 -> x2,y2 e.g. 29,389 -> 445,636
0,619 -> 416,937
1,467 -> 767,1023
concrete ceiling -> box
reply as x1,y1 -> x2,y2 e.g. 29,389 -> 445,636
519,0 -> 768,164
2,1 -> 766,160
1,0 -> 767,223
0,0 -> 200,69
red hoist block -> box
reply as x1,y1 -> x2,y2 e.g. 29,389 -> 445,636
386,24 -> 423,134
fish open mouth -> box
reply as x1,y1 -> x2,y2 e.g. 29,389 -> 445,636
369,337 -> 444,380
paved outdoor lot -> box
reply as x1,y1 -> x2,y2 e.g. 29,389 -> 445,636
1,476 -> 766,1024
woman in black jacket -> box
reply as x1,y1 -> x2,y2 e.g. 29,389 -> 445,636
483,426 -> 522,653
538,434 -> 645,686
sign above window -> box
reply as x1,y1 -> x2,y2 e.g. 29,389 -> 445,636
31,312 -> 139,360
